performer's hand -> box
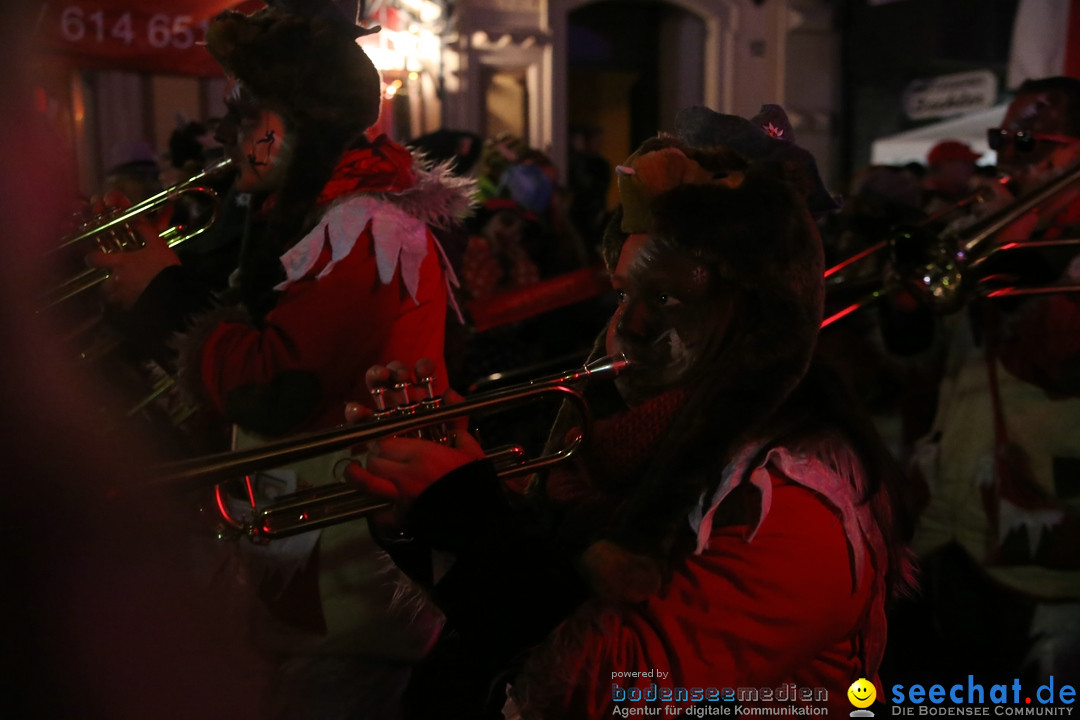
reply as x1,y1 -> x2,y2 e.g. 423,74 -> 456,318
84,191 -> 180,310
345,432 -> 482,527
344,357 -> 446,423
343,358 -> 482,529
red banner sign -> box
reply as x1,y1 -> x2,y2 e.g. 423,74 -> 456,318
35,0 -> 261,76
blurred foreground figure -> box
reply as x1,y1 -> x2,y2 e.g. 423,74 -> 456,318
347,105 -> 913,719
1,2 -> 272,719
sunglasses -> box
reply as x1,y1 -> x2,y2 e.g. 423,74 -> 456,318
986,128 -> 1078,153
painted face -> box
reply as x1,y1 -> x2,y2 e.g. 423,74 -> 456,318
997,90 -> 1077,192
605,233 -> 733,406
230,107 -> 289,193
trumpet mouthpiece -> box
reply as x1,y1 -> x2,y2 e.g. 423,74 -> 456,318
526,354 -> 633,387
583,353 -> 632,379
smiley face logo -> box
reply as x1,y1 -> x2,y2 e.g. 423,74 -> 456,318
847,678 -> 876,708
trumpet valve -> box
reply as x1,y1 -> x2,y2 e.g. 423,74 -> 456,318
91,213 -> 143,254
393,380 -> 415,405
415,376 -> 446,442
369,386 -> 389,412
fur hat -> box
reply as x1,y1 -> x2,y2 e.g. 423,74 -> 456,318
673,104 -> 840,218
205,1 -> 381,138
203,2 -> 385,321
586,130 -> 826,601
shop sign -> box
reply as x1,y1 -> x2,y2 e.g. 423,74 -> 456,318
903,70 -> 997,121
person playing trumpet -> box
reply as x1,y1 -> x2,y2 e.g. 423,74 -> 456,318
85,2 -> 474,717
345,106 -> 913,719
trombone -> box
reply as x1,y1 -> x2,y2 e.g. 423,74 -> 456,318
39,156 -> 235,311
156,354 -> 632,541
822,160 -> 1080,328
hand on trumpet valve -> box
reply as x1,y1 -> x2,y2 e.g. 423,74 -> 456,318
84,190 -> 181,310
343,358 -> 484,530
344,358 -> 442,422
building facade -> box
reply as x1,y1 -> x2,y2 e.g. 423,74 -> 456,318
33,0 -> 841,196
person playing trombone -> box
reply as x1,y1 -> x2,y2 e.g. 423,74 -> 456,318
345,105 -> 913,719
883,76 -> 1080,686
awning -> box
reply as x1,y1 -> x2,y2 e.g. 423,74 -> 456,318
870,104 -> 1008,167
34,0 -> 261,76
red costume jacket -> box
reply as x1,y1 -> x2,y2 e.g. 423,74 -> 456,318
393,431 -> 890,719
180,136 -> 471,435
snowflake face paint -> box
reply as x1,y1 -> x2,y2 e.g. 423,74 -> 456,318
605,233 -> 734,406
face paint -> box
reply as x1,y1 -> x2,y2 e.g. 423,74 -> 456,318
656,327 -> 686,364
248,127 -> 278,168
605,234 -> 733,406
229,107 -> 289,193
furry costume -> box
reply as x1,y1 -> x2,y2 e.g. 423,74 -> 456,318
377,107 -> 910,719
578,137 -> 827,602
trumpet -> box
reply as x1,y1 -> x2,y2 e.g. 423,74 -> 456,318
39,156 -> 235,311
822,160 -> 1080,327
156,354 -> 632,541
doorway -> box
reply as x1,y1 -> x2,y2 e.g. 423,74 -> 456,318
566,0 -> 705,208
483,66 -> 529,142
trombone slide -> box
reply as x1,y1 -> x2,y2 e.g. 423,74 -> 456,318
823,160 -> 1080,323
